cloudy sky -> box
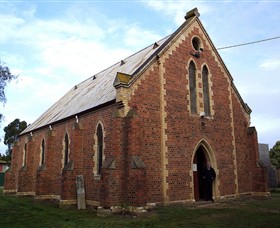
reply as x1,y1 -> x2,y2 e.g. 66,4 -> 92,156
0,0 -> 280,153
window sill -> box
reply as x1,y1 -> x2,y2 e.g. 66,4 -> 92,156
37,163 -> 46,171
20,165 -> 27,172
62,160 -> 74,172
93,174 -> 101,181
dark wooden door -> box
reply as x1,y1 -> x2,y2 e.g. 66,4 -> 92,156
193,146 -> 207,201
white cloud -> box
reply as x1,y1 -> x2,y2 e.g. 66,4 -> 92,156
0,14 -> 25,42
0,4 -> 163,81
9,18 -> 106,49
147,0 -> 186,25
38,37 -> 134,81
260,59 -> 280,70
124,27 -> 162,47
9,75 -> 34,90
251,114 -> 280,147
146,0 -> 212,25
2,76 -> 70,130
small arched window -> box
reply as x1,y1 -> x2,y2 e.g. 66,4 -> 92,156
202,66 -> 211,116
64,133 -> 69,166
41,139 -> 45,166
189,61 -> 197,114
96,124 -> 103,175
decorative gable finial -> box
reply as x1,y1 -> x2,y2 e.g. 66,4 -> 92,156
184,8 -> 200,20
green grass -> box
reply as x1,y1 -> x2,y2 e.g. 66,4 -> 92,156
1,189 -> 280,227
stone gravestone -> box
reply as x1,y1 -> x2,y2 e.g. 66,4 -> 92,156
76,175 -> 86,209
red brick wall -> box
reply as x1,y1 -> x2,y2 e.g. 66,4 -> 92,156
5,104 -> 128,203
36,129 -> 61,196
127,65 -> 163,203
4,141 -> 21,192
247,127 -> 268,192
231,89 -> 253,193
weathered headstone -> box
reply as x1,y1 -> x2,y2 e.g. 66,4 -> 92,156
76,175 -> 86,209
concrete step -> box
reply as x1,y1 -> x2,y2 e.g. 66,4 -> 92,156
194,200 -> 220,207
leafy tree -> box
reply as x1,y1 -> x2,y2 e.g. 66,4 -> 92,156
269,141 -> 280,168
0,59 -> 17,123
4,119 -> 27,161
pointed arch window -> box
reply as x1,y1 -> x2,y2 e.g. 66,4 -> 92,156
189,61 -> 197,114
96,124 -> 103,175
41,139 -> 45,166
202,66 -> 211,116
64,133 -> 69,166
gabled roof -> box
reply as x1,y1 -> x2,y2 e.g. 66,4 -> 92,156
21,34 -> 171,135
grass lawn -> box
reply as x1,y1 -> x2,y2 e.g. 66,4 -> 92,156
1,189 -> 280,227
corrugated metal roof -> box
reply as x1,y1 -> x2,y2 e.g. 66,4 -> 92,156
22,35 -> 170,134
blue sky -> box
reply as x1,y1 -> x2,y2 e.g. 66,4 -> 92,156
0,0 -> 280,154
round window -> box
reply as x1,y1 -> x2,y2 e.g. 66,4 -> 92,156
192,37 -> 201,51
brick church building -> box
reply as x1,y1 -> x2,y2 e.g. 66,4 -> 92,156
4,8 -> 268,208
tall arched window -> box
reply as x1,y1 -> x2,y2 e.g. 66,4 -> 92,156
41,139 -> 45,166
96,124 -> 103,175
202,66 -> 211,116
189,61 -> 197,114
23,143 -> 27,167
64,133 -> 69,166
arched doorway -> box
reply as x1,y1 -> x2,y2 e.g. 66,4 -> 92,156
193,145 -> 208,201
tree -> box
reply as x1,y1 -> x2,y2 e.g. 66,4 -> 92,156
269,141 -> 280,168
4,119 -> 27,161
0,59 -> 17,123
